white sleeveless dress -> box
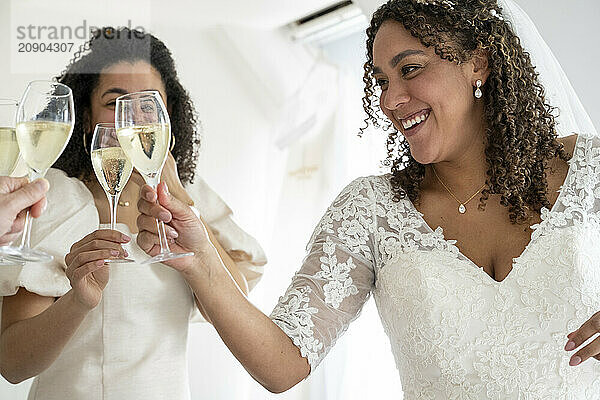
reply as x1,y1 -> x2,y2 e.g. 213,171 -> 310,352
271,132 -> 600,399
0,168 -> 267,400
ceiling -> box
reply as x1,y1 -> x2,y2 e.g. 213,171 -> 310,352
150,0 -> 344,29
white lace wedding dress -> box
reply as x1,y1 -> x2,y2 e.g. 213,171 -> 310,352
271,132 -> 600,399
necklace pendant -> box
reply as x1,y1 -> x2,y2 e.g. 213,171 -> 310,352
458,204 -> 466,214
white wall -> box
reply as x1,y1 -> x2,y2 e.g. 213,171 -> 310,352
2,1 -> 600,399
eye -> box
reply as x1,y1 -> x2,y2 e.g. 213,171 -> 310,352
375,78 -> 389,89
401,65 -> 421,76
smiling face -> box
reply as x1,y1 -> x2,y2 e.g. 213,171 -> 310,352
86,60 -> 168,132
372,20 -> 487,165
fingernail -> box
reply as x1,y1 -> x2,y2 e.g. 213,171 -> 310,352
122,234 -> 131,242
96,260 -> 105,266
146,192 -> 155,201
41,198 -> 48,212
167,229 -> 178,239
34,178 -> 50,191
159,211 -> 170,221
570,356 -> 582,366
565,341 -> 576,351
110,250 -> 119,256
124,250 -> 129,257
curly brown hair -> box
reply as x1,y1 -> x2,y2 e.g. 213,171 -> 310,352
362,0 -> 571,224
54,27 -> 201,185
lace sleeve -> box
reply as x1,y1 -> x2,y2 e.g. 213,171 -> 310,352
270,177 -> 377,373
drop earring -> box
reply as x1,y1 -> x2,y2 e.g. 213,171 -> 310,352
474,79 -> 483,99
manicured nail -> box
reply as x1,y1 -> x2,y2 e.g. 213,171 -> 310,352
167,229 -> 178,239
124,250 -> 129,257
565,341 -> 576,351
570,356 -> 582,366
122,234 -> 131,242
110,250 -> 119,257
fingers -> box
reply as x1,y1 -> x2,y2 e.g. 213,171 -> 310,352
69,249 -> 128,271
67,259 -> 108,283
136,214 -> 179,238
136,230 -> 161,255
137,189 -> 172,222
5,178 -> 49,216
565,311 -> 600,366
30,197 -> 47,218
136,229 -> 176,254
65,230 -> 130,265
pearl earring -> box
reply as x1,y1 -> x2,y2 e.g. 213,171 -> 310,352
474,79 -> 483,99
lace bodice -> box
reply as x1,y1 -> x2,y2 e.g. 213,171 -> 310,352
271,133 -> 600,399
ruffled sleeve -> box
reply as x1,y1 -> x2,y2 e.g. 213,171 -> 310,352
186,176 -> 267,291
0,168 -> 99,298
269,177 -> 377,373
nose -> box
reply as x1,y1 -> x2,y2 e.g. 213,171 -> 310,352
382,81 -> 410,111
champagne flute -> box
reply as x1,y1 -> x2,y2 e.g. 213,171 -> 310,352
0,99 -> 20,177
1,81 -> 74,262
115,91 -> 193,264
90,123 -> 135,263
0,99 -> 25,266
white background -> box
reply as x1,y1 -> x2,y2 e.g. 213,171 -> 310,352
1,0 -> 599,399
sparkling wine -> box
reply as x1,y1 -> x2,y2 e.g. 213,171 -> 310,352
0,127 -> 20,175
91,147 -> 133,196
116,123 -> 169,178
15,121 -> 72,172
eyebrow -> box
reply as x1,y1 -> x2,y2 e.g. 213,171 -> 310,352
101,88 -> 161,98
372,49 -> 426,74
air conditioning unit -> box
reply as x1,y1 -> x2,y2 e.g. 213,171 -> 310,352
287,1 -> 368,44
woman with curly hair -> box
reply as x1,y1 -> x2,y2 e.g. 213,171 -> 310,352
0,27 -> 266,400
135,0 -> 600,398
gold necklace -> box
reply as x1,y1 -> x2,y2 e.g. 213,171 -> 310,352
431,165 -> 486,214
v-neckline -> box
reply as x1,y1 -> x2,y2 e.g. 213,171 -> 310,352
407,134 -> 581,285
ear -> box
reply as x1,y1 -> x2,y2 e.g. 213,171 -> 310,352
469,47 -> 490,84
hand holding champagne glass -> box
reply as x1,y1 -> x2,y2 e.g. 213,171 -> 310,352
115,91 -> 193,264
1,81 -> 74,262
90,123 -> 135,263
0,99 -> 25,266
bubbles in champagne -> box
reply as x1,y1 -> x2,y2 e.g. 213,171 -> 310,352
91,147 -> 133,196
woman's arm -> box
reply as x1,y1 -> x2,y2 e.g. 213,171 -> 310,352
137,181 -> 376,393
1,289 -> 90,383
136,183 -> 310,392
159,153 -> 249,299
0,230 -> 129,383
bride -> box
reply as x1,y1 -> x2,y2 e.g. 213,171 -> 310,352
135,0 -> 600,398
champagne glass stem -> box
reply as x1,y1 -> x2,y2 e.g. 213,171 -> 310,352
157,219 -> 171,254
147,174 -> 172,254
106,193 -> 119,231
18,169 -> 43,250
19,210 -> 32,249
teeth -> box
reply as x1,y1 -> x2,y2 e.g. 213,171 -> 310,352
401,111 -> 430,130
